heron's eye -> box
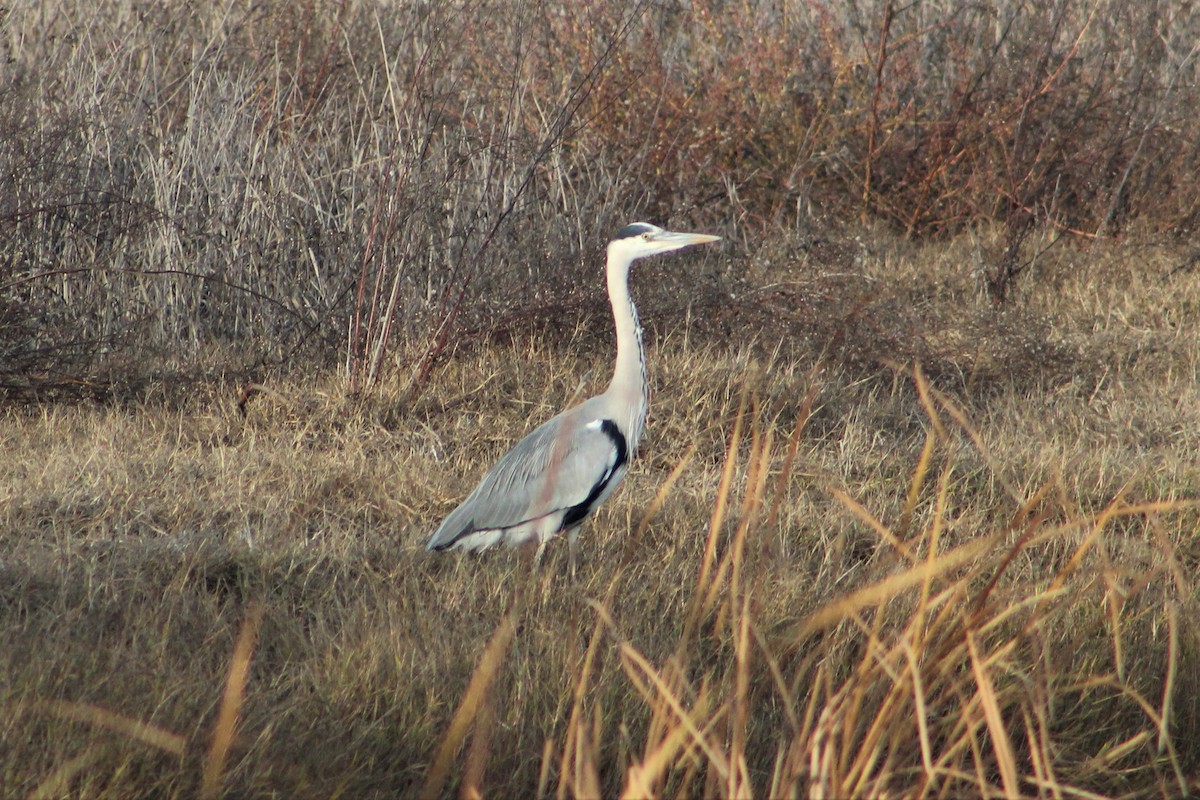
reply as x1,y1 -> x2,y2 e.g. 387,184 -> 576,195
641,233 -> 651,241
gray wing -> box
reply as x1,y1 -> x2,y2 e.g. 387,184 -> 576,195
427,409 -> 625,550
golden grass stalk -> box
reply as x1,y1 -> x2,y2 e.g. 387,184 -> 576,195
967,631 -> 1019,799
621,719 -> 693,799
629,444 -> 697,553
420,604 -> 519,800
615,636 -> 731,782
1159,602 -> 1187,795
569,708 -> 603,800
899,635 -> 935,781
689,386 -> 747,626
38,700 -> 186,756
761,374 -> 817,539
201,601 -> 265,800
460,689 -> 496,800
702,408 -> 772,627
557,599 -> 612,800
828,485 -> 915,563
897,423 -> 936,537
28,748 -> 106,800
727,593 -> 754,800
788,530 -> 997,641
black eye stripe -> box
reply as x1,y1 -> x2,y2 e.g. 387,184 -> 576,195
614,223 -> 656,240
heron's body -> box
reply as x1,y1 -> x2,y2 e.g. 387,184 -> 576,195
426,222 -> 720,564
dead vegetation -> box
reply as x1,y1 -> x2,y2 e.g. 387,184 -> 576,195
3,229 -> 1200,796
3,0 -> 1200,797
4,0 -> 1200,395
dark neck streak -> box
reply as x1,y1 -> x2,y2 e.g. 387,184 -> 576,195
606,248 -> 649,452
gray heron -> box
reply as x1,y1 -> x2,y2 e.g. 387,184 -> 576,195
426,222 -> 721,569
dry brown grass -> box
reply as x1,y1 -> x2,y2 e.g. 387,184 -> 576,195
3,230 -> 1199,797
4,1 -> 1200,796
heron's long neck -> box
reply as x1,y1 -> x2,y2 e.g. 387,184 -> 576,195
606,252 -> 648,451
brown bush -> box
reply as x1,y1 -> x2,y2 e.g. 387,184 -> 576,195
3,0 -> 1199,391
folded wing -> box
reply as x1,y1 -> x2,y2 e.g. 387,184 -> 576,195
427,411 -> 628,551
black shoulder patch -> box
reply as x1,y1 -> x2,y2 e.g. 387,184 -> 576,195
598,419 -> 628,471
561,419 -> 628,529
613,222 -> 656,240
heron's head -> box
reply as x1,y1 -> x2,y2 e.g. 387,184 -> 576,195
607,222 -> 720,264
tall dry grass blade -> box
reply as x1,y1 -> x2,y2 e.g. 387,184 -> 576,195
201,601 -> 264,800
915,464 -> 954,650
966,631 -> 1019,799
679,384 -> 747,655
962,707 -> 992,796
789,531 -> 995,641
421,608 -> 518,800
732,419 -> 772,594
38,700 -> 186,756
809,682 -> 850,800
793,646 -> 829,743
901,636 -> 935,782
912,363 -> 946,439
615,642 -> 731,782
1020,707 -> 1058,800
899,426 -> 937,539
828,485 -> 915,562
28,748 -> 106,800
628,444 -> 696,552
1096,730 -> 1154,765
727,593 -> 753,800
620,695 -> 704,799
1158,601 -> 1178,756
1028,689 -> 1062,800
460,690 -> 496,800
571,710 -> 602,800
1158,602 -> 1187,796
742,421 -> 774,575
702,417 -> 771,621
674,745 -> 702,800
1147,513 -> 1191,596
1105,572 -> 1127,684
767,743 -> 789,800
929,385 -> 1022,504
692,385 -> 747,603
762,374 -> 817,539
537,738 -> 555,799
751,622 -> 801,736
843,685 -> 901,798
558,587 -> 613,800
638,679 -> 679,795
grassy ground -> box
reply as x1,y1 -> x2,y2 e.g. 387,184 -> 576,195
2,231 -> 1198,798
5,1 -> 1200,795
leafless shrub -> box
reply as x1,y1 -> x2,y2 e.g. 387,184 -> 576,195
3,0 -> 1200,389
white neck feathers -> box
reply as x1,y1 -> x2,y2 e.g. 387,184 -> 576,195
605,246 -> 649,451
